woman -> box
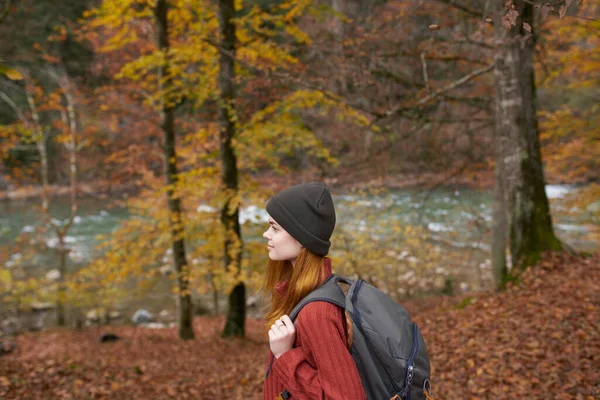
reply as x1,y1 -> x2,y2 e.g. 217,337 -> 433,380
262,182 -> 366,400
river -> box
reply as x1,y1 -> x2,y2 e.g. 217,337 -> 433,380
1,184 -> 597,322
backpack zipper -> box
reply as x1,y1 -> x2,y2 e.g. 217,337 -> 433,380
399,323 -> 420,399
351,279 -> 364,311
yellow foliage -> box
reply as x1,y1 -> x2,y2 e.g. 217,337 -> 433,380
0,267 -> 44,313
539,106 -> 599,182
69,0 -> 375,310
539,1 -> 600,182
0,268 -> 12,291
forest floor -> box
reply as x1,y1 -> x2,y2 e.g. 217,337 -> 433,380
1,252 -> 598,400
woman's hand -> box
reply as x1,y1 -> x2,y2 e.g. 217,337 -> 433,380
268,315 -> 296,359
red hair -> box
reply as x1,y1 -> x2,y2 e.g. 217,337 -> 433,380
263,248 -> 326,331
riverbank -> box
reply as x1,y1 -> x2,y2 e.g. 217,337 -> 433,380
1,252 -> 597,399
0,166 -> 497,202
0,181 -> 136,202
4,168 -> 592,204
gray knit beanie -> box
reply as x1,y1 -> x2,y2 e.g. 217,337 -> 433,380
266,182 -> 336,256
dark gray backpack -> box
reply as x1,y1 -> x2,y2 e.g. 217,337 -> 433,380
267,274 -> 432,400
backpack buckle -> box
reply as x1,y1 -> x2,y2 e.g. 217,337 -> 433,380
276,390 -> 291,400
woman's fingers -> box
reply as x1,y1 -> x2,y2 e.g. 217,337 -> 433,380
269,316 -> 297,359
280,315 -> 294,331
269,316 -> 295,342
270,326 -> 285,339
269,321 -> 289,339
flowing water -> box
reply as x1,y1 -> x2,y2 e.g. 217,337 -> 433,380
1,185 -> 597,323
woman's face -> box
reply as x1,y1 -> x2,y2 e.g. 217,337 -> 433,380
263,217 -> 302,263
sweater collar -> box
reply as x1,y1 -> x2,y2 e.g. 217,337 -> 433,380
275,257 -> 332,297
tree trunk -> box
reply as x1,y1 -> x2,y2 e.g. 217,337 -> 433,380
25,87 -> 65,324
56,244 -> 67,326
156,0 -> 195,340
25,89 -> 49,213
55,76 -> 79,328
492,0 -> 562,286
218,0 -> 245,338
491,144 -> 508,284
210,273 -> 220,315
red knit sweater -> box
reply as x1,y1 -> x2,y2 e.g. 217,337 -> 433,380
263,260 -> 366,400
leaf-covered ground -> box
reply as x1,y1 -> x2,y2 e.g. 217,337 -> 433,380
1,253 -> 598,399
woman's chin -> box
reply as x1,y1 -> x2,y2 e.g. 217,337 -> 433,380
268,253 -> 289,262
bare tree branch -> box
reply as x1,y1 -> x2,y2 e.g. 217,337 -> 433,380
202,37 -> 381,118
431,117 -> 493,123
204,35 -> 496,135
443,95 -> 492,110
421,53 -> 430,93
522,0 -> 566,7
435,0 -> 484,18
380,48 -> 493,65
458,38 -> 496,51
564,13 -> 600,22
0,90 -> 27,125
371,66 -> 424,89
379,63 -> 494,122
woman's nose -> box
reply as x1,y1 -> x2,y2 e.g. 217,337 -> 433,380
263,229 -> 269,239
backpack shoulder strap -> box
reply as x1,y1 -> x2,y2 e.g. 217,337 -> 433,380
288,274 -> 354,322
265,274 -> 356,379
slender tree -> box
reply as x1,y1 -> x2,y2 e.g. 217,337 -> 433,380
1,72 -> 81,326
155,0 -> 195,340
218,0 -> 245,337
